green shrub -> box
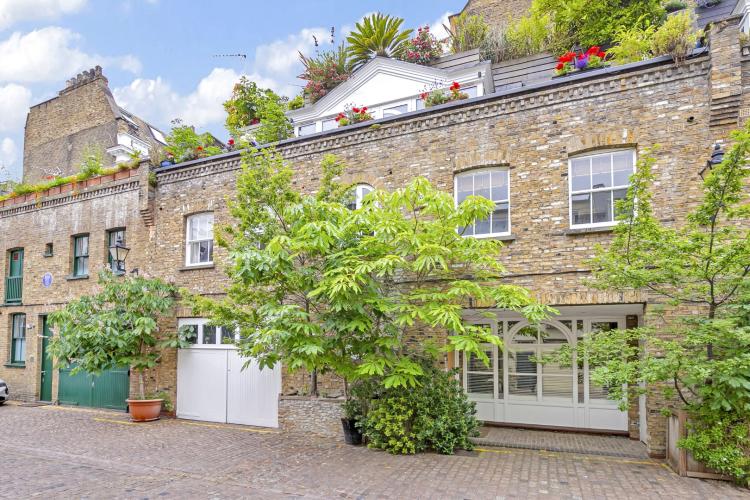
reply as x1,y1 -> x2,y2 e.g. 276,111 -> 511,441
651,9 -> 702,64
357,361 -> 479,455
663,0 -> 688,13
532,0 -> 665,54
481,13 -> 554,62
608,22 -> 657,64
446,13 -> 490,54
77,147 -> 104,180
681,414 -> 750,485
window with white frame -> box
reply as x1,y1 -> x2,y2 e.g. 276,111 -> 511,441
186,213 -> 214,266
383,103 -> 409,117
298,123 -> 317,136
178,318 -> 237,347
569,150 -> 635,228
346,184 -> 374,210
455,168 -> 510,237
322,119 -> 337,131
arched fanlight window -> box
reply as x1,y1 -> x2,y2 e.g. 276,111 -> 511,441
346,184 -> 374,210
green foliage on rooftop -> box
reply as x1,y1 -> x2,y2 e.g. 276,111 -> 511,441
346,13 -> 413,69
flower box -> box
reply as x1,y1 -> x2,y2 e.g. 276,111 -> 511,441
666,411 -> 732,481
114,170 -> 130,180
554,46 -> 609,77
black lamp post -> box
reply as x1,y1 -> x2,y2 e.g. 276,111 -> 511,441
700,143 -> 724,180
108,237 -> 130,275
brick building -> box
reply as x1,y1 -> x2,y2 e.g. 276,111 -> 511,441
22,66 -> 166,185
1,2 -> 748,458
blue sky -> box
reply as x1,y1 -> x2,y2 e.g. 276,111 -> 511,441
0,0 -> 460,180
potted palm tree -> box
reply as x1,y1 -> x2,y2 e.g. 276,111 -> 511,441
346,13 -> 413,69
49,271 -> 190,421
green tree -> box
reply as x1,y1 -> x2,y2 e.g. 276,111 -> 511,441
48,272 -> 189,400
550,125 -> 750,483
165,119 -> 223,163
223,77 -> 293,143
346,13 -> 413,69
189,147 -> 552,395
446,12 -> 490,54
299,42 -> 353,104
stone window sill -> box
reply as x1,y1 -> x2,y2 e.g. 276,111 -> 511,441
4,362 -> 25,369
66,274 -> 89,281
564,226 -> 615,236
179,264 -> 215,272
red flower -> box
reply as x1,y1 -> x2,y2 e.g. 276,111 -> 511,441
250,118 -> 260,125
555,62 -> 564,70
420,92 -> 429,100
196,146 -> 203,151
352,107 -> 360,113
597,51 -> 606,59
587,46 -> 601,55
228,138 -> 235,146
335,112 -> 345,122
450,81 -> 460,91
361,106 -> 368,112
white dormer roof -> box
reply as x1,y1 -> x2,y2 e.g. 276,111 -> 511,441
287,56 -> 493,127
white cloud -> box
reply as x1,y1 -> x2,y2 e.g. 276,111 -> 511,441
0,27 -> 141,83
254,27 -> 329,85
0,137 -> 19,175
0,0 -> 86,31
114,68 -> 280,130
0,84 -> 31,132
428,11 -> 453,42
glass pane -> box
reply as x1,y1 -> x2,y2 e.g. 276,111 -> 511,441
591,155 -> 611,189
474,216 -> 491,236
571,193 -> 591,225
456,174 -> 473,205
75,236 -> 88,257
14,338 -> 25,362
509,375 -> 537,396
467,373 -> 493,395
591,322 -> 619,333
612,151 -> 633,186
509,350 -> 537,373
12,315 -> 25,338
589,381 -> 611,400
578,371 -> 585,403
197,240 -> 213,263
180,324 -> 198,344
468,348 -> 493,371
491,204 -> 509,234
383,104 -> 408,117
540,324 -> 568,344
463,86 -> 478,98
490,170 -> 508,201
613,188 -> 629,218
543,375 -> 573,399
474,171 -> 491,200
78,257 -> 88,276
513,326 -> 537,343
571,158 -> 590,191
299,123 -> 316,136
190,214 -> 213,241
202,326 -> 217,345
221,327 -> 236,344
592,191 -> 612,224
416,99 -> 425,110
322,119 -> 337,131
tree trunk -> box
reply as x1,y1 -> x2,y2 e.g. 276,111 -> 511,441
138,370 -> 145,400
311,369 -> 318,397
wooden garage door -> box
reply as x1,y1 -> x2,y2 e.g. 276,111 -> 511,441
175,319 -> 281,428
58,365 -> 129,410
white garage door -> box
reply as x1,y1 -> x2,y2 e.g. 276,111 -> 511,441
176,319 -> 281,428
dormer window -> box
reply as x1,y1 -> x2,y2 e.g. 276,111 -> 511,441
298,123 -> 317,136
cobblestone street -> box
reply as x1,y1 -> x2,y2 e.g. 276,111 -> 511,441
1,403 -> 747,499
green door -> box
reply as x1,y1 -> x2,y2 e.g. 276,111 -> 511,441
5,249 -> 23,304
39,317 -> 53,402
58,365 -> 129,410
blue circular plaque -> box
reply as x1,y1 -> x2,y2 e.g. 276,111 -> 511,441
42,272 -> 53,288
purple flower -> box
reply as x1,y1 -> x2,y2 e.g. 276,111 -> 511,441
574,56 -> 588,70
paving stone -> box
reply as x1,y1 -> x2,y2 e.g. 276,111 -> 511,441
0,404 -> 747,499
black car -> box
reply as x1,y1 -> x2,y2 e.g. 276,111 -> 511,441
0,378 -> 8,405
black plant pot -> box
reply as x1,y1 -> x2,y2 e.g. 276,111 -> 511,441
341,418 -> 363,445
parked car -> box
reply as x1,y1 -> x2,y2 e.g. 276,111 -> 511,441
0,378 -> 8,405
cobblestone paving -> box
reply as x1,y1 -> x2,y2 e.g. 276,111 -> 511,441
1,403 -> 747,499
473,427 -> 649,458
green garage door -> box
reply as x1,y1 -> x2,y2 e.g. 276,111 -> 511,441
58,365 -> 129,410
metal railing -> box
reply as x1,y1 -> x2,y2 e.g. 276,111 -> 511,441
5,276 -> 22,304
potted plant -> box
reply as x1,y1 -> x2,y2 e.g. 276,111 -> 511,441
335,105 -> 374,127
49,271 -> 190,422
420,81 -> 470,108
341,397 -> 364,445
554,46 -> 608,76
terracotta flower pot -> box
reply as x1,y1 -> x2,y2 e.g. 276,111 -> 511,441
127,399 -> 163,422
